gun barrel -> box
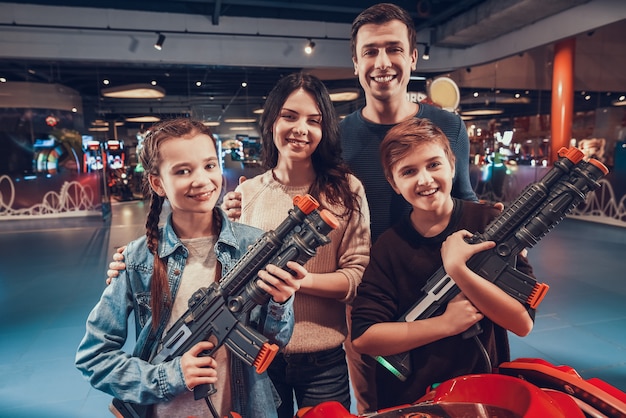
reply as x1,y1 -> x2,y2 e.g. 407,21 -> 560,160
227,208 -> 338,315
483,147 -> 583,242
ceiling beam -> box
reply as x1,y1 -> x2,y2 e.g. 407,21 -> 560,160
212,0 -> 222,25
1,0 -> 624,75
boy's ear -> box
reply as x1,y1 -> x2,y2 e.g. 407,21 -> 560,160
387,176 -> 401,195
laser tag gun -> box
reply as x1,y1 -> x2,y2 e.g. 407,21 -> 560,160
110,194 -> 339,418
376,147 -> 609,382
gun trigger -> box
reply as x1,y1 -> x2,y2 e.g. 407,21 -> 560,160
464,235 -> 481,244
527,282 -> 549,309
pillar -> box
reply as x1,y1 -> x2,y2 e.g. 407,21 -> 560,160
550,38 -> 575,162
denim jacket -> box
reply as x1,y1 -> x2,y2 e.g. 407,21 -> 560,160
76,209 -> 294,417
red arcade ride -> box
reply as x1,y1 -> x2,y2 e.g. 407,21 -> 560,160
296,358 -> 626,418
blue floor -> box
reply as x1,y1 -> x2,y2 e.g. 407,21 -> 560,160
1,201 -> 625,417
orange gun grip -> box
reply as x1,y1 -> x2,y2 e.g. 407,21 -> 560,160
527,283 -> 549,309
253,342 -> 279,374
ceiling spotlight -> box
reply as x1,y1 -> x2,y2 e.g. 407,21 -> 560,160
304,39 -> 315,55
154,33 -> 166,51
422,44 -> 430,61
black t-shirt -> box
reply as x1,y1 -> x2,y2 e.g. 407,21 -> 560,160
351,199 -> 536,409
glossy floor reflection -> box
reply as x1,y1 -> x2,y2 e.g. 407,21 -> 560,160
0,201 -> 625,417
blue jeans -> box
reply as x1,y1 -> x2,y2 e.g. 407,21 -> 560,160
268,345 -> 351,417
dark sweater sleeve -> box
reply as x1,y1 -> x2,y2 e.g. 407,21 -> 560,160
350,235 -> 401,341
451,121 -> 478,201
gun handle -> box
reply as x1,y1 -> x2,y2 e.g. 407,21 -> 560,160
194,382 -> 217,401
461,322 -> 482,339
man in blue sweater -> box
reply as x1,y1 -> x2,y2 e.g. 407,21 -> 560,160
342,4 -> 478,414
341,3 -> 477,242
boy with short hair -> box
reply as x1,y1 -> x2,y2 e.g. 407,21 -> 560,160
350,118 -> 534,410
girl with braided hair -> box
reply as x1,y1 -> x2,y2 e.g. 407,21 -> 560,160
76,118 -> 304,418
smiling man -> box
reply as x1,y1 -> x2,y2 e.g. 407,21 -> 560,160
340,3 -> 477,243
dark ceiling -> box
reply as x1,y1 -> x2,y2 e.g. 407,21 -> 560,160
0,0 -> 622,137
2,0 -> 486,28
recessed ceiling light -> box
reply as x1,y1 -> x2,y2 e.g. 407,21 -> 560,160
252,108 -> 264,114
91,120 -> 124,126
329,89 -> 360,102
102,84 -> 165,99
125,116 -> 161,123
461,108 -> 504,116
203,121 -> 220,126
224,118 -> 256,123
230,126 -> 254,131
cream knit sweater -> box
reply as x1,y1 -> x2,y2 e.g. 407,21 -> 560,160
236,170 -> 371,354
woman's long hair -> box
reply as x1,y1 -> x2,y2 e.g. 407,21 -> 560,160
259,72 -> 359,216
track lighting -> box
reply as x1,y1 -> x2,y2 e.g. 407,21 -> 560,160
417,42 -> 430,60
304,39 -> 315,55
154,33 -> 166,51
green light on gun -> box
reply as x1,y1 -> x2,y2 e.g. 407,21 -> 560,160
375,356 -> 407,382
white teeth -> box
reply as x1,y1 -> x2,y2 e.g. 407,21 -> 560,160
191,191 -> 212,198
374,75 -> 394,83
418,188 -> 437,196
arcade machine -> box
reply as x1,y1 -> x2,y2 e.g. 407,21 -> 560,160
104,139 -> 136,201
242,135 -> 262,166
34,135 -> 62,174
82,136 -> 111,219
105,139 -> 125,170
82,136 -> 104,173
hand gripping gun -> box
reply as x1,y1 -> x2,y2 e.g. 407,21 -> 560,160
376,147 -> 609,382
111,194 -> 338,418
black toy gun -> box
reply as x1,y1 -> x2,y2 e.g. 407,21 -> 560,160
111,194 -> 338,418
376,147 -> 609,381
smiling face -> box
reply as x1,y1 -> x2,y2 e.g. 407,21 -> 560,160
353,19 -> 417,105
388,141 -> 455,216
272,88 -> 323,164
148,132 -> 222,220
